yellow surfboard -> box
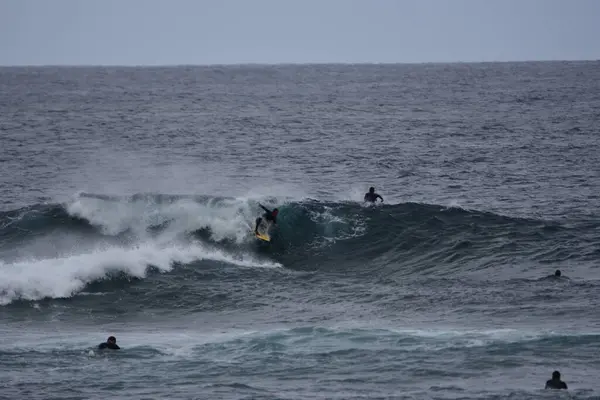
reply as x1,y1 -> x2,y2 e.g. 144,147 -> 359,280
254,221 -> 272,242
255,231 -> 271,242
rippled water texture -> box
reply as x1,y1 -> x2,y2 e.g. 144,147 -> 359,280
1,62 -> 599,399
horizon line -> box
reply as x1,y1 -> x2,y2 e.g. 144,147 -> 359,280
1,58 -> 599,68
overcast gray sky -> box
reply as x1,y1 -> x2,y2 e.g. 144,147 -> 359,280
1,0 -> 599,65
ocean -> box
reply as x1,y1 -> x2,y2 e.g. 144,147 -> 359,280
1,61 -> 599,399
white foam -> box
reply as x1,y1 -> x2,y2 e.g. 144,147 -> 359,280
321,322 -> 560,350
0,242 -> 280,305
444,199 -> 477,211
0,192 -> 287,306
66,194 -> 280,243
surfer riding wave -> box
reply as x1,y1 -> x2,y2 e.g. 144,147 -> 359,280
255,204 -> 279,235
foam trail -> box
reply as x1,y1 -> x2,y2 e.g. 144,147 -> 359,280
0,242 -> 281,305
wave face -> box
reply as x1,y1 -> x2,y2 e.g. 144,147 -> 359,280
0,193 -> 284,305
1,192 -> 598,305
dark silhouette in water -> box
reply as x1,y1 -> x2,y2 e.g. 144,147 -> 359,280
364,187 -> 384,203
98,336 -> 120,350
545,370 -> 568,390
539,269 -> 569,282
550,269 -> 569,279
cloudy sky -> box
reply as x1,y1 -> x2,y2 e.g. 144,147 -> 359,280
1,0 -> 599,65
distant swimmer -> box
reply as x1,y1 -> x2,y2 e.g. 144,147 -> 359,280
255,203 -> 279,235
98,336 -> 120,350
545,370 -> 568,390
364,187 -> 384,203
540,269 -> 569,282
549,269 -> 569,279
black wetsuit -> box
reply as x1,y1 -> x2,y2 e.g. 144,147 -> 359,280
98,342 -> 120,350
255,204 -> 277,232
545,379 -> 567,389
364,192 -> 383,203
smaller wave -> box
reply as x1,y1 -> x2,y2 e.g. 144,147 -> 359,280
4,325 -> 598,369
0,203 -> 95,246
0,242 -> 280,305
194,325 -> 600,361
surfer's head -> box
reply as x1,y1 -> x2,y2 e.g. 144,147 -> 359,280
552,371 -> 561,380
272,209 -> 279,216
555,269 -> 561,277
107,336 -> 117,344
369,187 -> 375,193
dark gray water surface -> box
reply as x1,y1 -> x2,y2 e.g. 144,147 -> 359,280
1,62 -> 599,399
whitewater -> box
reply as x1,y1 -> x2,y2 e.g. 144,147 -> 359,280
1,62 -> 600,399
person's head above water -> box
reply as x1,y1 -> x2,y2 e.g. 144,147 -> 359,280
98,335 -> 120,350
272,208 -> 279,216
545,370 -> 568,389
364,187 -> 383,203
555,269 -> 561,277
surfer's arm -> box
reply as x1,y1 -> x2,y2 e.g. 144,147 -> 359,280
259,204 -> 272,213
378,195 -> 384,202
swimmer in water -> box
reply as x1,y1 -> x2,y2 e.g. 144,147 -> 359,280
98,336 -> 120,350
364,187 -> 384,203
549,269 -> 569,279
545,370 -> 568,390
